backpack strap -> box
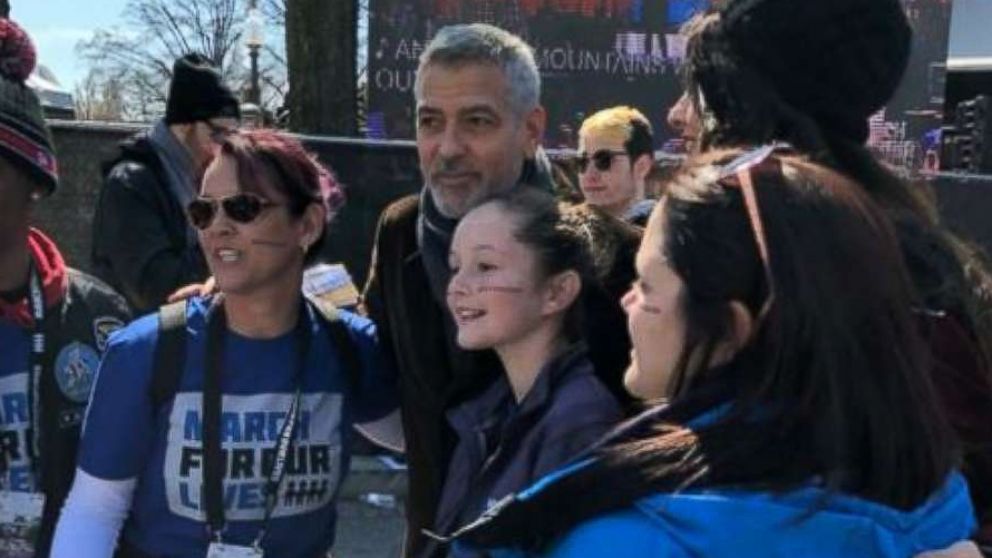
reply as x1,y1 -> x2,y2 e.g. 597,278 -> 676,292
150,297 -> 361,406
151,300 -> 188,408
307,295 -> 362,392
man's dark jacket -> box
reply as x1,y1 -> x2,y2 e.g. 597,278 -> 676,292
362,195 -> 639,558
35,269 -> 131,556
91,133 -> 207,314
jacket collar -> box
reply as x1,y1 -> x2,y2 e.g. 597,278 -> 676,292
0,228 -> 67,328
447,343 -> 592,435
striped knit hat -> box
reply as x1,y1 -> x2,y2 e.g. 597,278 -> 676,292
0,19 -> 57,196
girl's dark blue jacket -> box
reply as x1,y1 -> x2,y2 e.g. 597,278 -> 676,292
432,344 -> 622,558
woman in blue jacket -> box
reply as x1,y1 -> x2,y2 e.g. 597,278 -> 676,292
49,130 -> 395,558
449,148 -> 977,557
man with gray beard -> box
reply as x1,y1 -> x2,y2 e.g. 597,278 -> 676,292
362,23 -> 636,557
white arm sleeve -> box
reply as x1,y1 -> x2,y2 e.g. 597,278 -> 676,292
50,468 -> 137,558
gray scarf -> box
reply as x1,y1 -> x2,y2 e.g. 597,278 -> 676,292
416,148 -> 557,303
148,119 -> 199,244
417,187 -> 459,304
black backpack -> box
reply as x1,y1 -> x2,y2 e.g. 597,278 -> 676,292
150,297 -> 362,408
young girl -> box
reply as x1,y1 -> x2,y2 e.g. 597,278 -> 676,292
430,188 -> 622,557
450,149 -> 977,557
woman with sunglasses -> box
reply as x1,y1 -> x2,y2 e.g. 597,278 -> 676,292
50,130 -> 396,558
443,148 -> 977,557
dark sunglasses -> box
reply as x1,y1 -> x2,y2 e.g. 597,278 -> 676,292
715,144 -> 788,322
576,149 -> 629,173
186,192 -> 279,230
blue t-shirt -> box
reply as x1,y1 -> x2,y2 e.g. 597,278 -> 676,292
78,297 -> 396,557
0,320 -> 43,492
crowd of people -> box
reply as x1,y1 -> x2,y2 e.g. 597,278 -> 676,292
0,0 -> 991,556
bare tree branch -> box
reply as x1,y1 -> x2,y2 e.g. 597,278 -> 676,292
78,0 -> 287,122
262,0 -> 286,26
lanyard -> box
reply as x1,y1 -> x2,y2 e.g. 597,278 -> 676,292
6,262 -> 46,487
201,299 -> 311,548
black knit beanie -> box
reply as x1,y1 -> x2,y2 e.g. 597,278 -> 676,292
0,19 -> 58,196
165,53 -> 241,125
694,0 -> 912,144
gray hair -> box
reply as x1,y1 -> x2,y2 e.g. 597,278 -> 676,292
414,23 -> 541,117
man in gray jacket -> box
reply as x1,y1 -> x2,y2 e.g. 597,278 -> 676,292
91,54 -> 239,314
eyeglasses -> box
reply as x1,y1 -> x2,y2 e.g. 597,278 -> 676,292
715,144 -> 786,322
186,192 -> 279,230
576,149 -> 629,173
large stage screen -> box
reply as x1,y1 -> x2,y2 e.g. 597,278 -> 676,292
367,0 -> 954,170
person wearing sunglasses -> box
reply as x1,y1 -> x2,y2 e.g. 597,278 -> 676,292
92,53 -> 241,315
442,148 -> 978,558
51,130 -> 397,558
667,0 -> 992,547
576,106 -> 656,226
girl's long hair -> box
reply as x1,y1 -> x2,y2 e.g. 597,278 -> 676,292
682,12 -> 992,517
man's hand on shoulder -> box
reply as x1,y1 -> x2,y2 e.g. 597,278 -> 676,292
167,276 -> 216,303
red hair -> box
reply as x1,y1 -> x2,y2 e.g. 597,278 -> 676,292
219,129 -> 345,218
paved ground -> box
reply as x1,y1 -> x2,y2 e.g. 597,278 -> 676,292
333,457 -> 407,557
334,498 -> 406,558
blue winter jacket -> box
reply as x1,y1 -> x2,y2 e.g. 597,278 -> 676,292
454,396 -> 977,558
482,470 -> 975,558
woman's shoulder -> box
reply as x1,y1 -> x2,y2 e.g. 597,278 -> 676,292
546,351 -> 622,418
558,474 -> 975,558
102,296 -> 210,360
118,296 -> 205,335
102,311 -> 158,354
544,489 -> 857,558
531,354 -> 623,465
544,506 -> 679,558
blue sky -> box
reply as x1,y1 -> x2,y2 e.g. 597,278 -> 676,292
16,0 -> 129,90
949,0 -> 992,59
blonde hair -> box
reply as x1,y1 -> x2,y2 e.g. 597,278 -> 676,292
579,106 -> 653,156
